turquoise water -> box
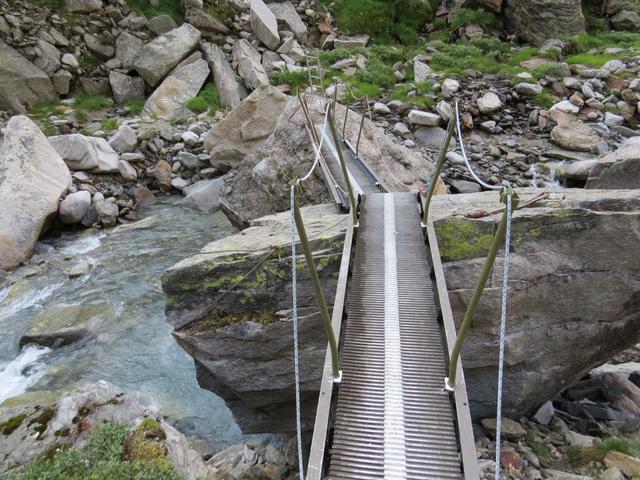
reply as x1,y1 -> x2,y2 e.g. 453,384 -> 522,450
0,198 -> 270,450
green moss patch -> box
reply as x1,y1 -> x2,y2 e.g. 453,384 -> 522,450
1,414 -> 28,435
435,218 -> 495,261
184,84 -> 222,114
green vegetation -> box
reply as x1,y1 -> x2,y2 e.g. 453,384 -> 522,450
331,0 -> 437,44
533,91 -> 555,109
355,58 -> 396,88
184,84 -> 222,115
101,117 -> 119,132
126,99 -> 145,115
27,100 -> 64,136
428,40 -> 519,75
205,0 -> 235,20
389,81 -> 434,107
72,92 -> 111,121
565,53 -> 617,67
507,47 -> 539,66
1,414 -> 27,436
270,70 -> 309,94
566,31 -> 640,53
449,7 -> 503,31
10,422 -> 181,480
127,0 -> 183,22
595,436 -> 640,458
343,80 -> 381,103
78,52 -> 101,73
435,218 -> 495,261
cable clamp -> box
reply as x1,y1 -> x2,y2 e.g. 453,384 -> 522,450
333,370 -> 343,384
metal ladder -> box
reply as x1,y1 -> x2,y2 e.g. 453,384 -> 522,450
305,51 -> 325,95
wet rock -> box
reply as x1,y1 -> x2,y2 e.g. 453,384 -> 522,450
49,134 -> 120,173
250,0 -> 280,50
182,178 -> 225,212
134,24 -> 201,86
201,42 -> 247,109
586,136 -> 640,188
232,39 -> 270,91
59,190 -> 91,224
109,71 -> 145,105
143,59 -> 210,118
0,40 -> 57,113
95,200 -> 119,226
0,116 -> 71,269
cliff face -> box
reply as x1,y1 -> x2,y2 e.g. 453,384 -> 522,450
161,204 -> 347,432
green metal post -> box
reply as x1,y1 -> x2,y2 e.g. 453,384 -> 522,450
422,114 -> 457,225
447,190 -> 519,388
328,107 -> 358,225
292,185 -> 341,381
355,97 -> 366,156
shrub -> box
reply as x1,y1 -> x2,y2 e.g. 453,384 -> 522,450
184,84 -> 222,114
355,58 -> 397,88
533,91 -> 554,109
270,70 -> 309,94
595,437 -> 640,459
101,117 -> 118,132
449,7 -> 503,31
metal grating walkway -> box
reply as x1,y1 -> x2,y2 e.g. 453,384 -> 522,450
327,192 -> 463,480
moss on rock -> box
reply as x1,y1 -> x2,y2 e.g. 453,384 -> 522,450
435,217 -> 495,261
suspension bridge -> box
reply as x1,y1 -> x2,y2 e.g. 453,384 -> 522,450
290,75 -> 517,479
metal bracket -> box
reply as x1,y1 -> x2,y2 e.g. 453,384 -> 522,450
333,370 -> 343,384
443,377 -> 455,393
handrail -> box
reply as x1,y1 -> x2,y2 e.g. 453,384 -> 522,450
446,188 -> 519,389
422,113 -> 457,224
328,106 -> 358,225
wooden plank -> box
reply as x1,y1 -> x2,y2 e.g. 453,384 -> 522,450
306,215 -> 356,480
425,220 -> 480,480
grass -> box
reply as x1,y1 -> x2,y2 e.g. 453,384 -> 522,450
428,41 -> 520,75
595,437 -> 640,458
565,53 -> 618,67
449,7 -> 503,31
27,100 -> 64,136
507,47 -> 539,66
529,63 -> 567,79
73,92 -> 112,120
205,0 -> 235,20
343,80 -> 381,103
184,84 -> 221,114
127,0 -> 183,22
78,52 -> 101,73
9,422 -> 181,480
270,70 -> 309,94
389,82 -> 434,107
355,58 -> 397,88
533,91 -> 555,109
565,31 -> 640,53
126,99 -> 145,115
101,117 -> 118,132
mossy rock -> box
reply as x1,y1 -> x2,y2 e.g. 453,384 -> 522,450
435,217 -> 495,261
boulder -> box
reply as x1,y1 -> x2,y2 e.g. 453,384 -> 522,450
185,7 -> 229,34
610,10 -> 640,31
550,122 -> 601,152
586,137 -> 640,189
134,24 -> 201,86
514,82 -> 543,96
232,39 -> 269,91
0,40 -> 57,113
0,116 -> 71,269
201,42 -> 247,109
162,204 -> 347,432
49,134 -> 120,173
33,40 -> 61,76
268,1 -> 308,42
478,92 -> 502,114
504,0 -> 586,46
604,451 -> 640,478
250,0 -> 280,50
204,85 -> 289,172
115,32 -> 144,70
143,59 -> 210,118
108,71 -> 145,105
414,126 -> 456,149
333,34 -> 369,49
147,14 -> 177,35
182,177 -> 225,212
84,33 -> 114,60
118,160 -> 138,181
414,60 -> 433,84
95,200 -> 119,226
58,191 -> 92,224
52,69 -> 72,95
65,0 -> 102,12
430,189 -> 640,419
408,110 -> 442,126
460,0 -> 503,12
79,77 -> 111,96
108,125 -> 138,153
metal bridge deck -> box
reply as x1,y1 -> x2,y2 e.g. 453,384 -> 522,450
327,192 -> 463,480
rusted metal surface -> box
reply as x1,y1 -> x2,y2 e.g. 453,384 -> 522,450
327,193 -> 464,480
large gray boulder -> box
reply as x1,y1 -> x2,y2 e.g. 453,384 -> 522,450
268,1 -> 308,42
0,40 -> 57,113
585,137 -> 640,189
250,0 -> 280,50
109,71 -> 145,105
134,24 -> 201,86
185,7 -> 229,34
204,85 -> 288,172
201,42 -> 247,109
504,0 -> 586,45
143,59 -> 210,118
115,32 -> 144,70
232,39 -> 270,91
162,204 -> 347,432
182,177 -> 225,212
430,189 -> 640,420
33,40 -> 61,76
48,134 -> 120,173
0,116 -> 71,269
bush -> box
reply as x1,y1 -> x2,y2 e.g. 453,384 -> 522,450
449,7 -> 503,31
355,58 -> 397,88
270,70 -> 309,94
332,0 -> 437,44
184,84 -> 222,114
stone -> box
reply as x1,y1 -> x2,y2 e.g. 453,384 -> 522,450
115,32 -> 144,70
61,53 -> 79,69
333,34 -> 369,49
0,40 -> 57,113
604,451 -> 640,478
232,39 -> 269,91
373,102 -> 390,115
143,59 -> 210,118
182,131 -> 200,147
393,122 -> 411,137
147,14 -> 177,35
84,34 -> 114,60
268,1 -> 308,42
442,78 -> 460,98
59,191 -> 91,224
95,200 -> 119,226
34,40 -> 61,76
604,112 -> 624,126
49,134 -> 120,173
67,262 -> 92,277
601,467 -> 625,480
109,71 -> 145,105
430,189 -> 640,420
185,7 -> 229,34
205,85 -> 288,171
603,60 -> 626,73
79,77 -> 111,96
108,125 -> 138,153
182,177 -> 225,212
477,92 -> 502,114
414,60 -> 433,84
65,0 -> 102,13
134,24 -> 201,86
451,179 -> 481,193
461,0 -> 502,12
408,110 -> 441,126
515,82 -> 543,96
544,471 -> 593,480
563,77 -> 582,90
0,116 -> 71,269
250,0 -> 280,49
504,0 -> 586,46
178,152 -> 200,169
550,121 -> 600,152
414,126 -> 455,149
586,137 -> 640,189
565,430 -> 596,448
149,160 -> 172,188
52,69 -> 72,95
134,185 -> 156,206
610,9 -> 640,30
201,42 -> 247,109
118,160 -> 137,181
533,401 -> 554,425
481,418 -> 526,441
550,100 -> 580,114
